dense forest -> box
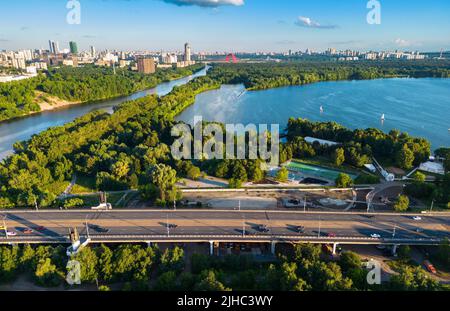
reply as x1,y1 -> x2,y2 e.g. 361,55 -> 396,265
0,64 -> 205,122
0,242 -> 447,291
0,61 -> 449,208
0,75 -> 44,121
207,60 -> 450,90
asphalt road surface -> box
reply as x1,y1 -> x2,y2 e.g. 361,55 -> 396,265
0,210 -> 448,244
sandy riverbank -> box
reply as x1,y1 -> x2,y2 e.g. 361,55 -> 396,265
35,91 -> 81,112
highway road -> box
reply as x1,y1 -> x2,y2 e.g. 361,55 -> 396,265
0,210 -> 449,244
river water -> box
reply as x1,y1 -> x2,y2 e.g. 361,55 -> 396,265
177,78 -> 450,149
0,67 -> 208,160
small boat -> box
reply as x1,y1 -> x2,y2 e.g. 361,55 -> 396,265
237,90 -> 247,98
320,105 -> 324,113
381,114 -> 385,121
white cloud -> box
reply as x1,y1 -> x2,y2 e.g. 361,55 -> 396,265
161,0 -> 244,7
394,38 -> 411,47
295,16 -> 338,29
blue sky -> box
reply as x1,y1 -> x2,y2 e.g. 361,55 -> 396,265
0,0 -> 449,52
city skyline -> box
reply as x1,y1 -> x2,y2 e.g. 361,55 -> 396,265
0,0 -> 449,52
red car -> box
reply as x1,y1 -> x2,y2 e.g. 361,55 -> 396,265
327,232 -> 337,237
34,226 -> 46,231
23,229 -> 34,234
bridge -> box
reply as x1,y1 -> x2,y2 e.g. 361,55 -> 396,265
225,53 -> 238,63
1,210 -> 448,255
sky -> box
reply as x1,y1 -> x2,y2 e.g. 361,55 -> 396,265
0,0 -> 449,53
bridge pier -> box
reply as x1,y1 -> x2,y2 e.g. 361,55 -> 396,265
209,241 -> 214,256
332,243 -> 339,255
270,241 -> 277,255
392,244 -> 399,256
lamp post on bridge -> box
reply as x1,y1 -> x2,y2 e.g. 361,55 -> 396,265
2,215 -> 7,239
318,217 -> 321,238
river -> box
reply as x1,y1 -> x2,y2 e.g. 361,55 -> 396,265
177,77 -> 450,149
0,66 -> 208,160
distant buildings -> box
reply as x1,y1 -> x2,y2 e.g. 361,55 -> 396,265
137,57 -> 156,74
161,53 -> 178,64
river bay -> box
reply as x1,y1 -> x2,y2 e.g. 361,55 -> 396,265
177,78 -> 450,149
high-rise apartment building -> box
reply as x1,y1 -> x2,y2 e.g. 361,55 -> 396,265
137,57 -> 156,74
184,43 -> 191,62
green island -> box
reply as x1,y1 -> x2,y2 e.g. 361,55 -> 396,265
0,64 -> 205,122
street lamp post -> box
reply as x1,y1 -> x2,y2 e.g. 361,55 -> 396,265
85,215 -> 90,239
2,216 -> 7,238
167,214 -> 170,237
318,217 -> 321,238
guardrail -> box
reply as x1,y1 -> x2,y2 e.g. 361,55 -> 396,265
0,234 -> 444,245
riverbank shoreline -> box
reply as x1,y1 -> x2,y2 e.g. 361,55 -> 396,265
0,65 -> 208,125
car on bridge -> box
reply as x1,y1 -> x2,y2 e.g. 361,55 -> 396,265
257,225 -> 270,233
370,233 -> 381,238
326,232 -> 337,238
6,231 -> 17,236
34,226 -> 46,231
295,226 -> 305,233
22,228 -> 34,234
88,224 -> 110,233
413,216 -> 422,221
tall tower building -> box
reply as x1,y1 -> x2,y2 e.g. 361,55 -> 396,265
184,43 -> 191,62
52,41 -> 60,54
48,40 -> 54,54
90,46 -> 96,58
69,41 -> 78,54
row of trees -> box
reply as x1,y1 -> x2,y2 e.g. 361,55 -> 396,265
1,243 -> 443,291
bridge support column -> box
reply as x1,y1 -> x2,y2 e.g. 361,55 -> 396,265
392,244 -> 399,256
332,243 -> 339,255
270,241 -> 277,255
209,241 -> 214,256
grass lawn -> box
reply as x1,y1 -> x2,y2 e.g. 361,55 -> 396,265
47,181 -> 70,195
65,191 -> 137,208
71,175 -> 97,194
